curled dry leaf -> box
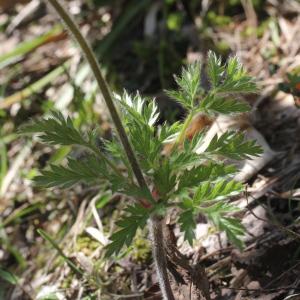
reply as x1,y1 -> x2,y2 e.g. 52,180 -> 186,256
85,226 -> 109,246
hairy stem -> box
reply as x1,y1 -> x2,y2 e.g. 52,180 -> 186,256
47,0 -> 150,198
170,110 -> 194,154
177,111 -> 194,144
47,0 -> 174,298
150,215 -> 175,300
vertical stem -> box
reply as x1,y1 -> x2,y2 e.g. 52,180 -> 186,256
177,111 -> 194,144
47,0 -> 148,194
46,1 -> 175,299
169,110 -> 194,154
150,215 -> 175,300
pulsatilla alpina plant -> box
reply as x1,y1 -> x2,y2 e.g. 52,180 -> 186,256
22,52 -> 262,257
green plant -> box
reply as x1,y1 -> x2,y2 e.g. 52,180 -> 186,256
20,1 -> 261,299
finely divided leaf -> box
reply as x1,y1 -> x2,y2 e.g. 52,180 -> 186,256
176,162 -> 237,192
128,120 -> 162,171
209,214 -> 245,249
110,174 -> 153,202
205,131 -> 263,160
165,62 -> 202,110
176,166 -> 212,192
175,62 -> 201,104
169,132 -> 206,171
158,121 -> 182,144
199,201 -> 238,214
206,52 -> 256,94
20,111 -> 87,146
116,91 -> 159,127
165,89 -> 190,109
153,160 -> 177,196
170,151 -> 200,172
199,94 -> 250,115
193,179 -> 243,204
105,138 -> 132,176
115,91 -> 163,172
178,209 -> 196,246
207,50 -> 224,88
34,155 -> 108,188
105,204 -> 150,257
216,56 -> 257,94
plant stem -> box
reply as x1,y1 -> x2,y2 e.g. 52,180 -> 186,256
46,1 -> 175,298
178,111 -> 194,144
150,215 -> 175,300
170,110 -> 194,154
47,0 -> 148,195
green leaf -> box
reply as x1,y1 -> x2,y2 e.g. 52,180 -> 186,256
193,181 -> 211,203
209,215 -> 245,249
216,56 -> 257,94
176,162 -> 236,192
207,50 -> 224,88
206,52 -> 257,94
169,131 -> 207,170
128,120 -> 161,171
205,131 -> 263,160
210,164 -> 237,178
199,94 -> 250,115
105,137 -> 133,178
34,155 -> 108,188
115,91 -> 164,172
105,204 -> 150,257
20,112 -> 120,178
193,179 -> 243,204
165,89 -> 191,110
170,150 -> 200,172
199,201 -> 238,214
158,121 -> 182,144
165,62 -> 202,110
110,174 -> 152,201
0,268 -> 19,285
178,209 -> 196,246
164,130 -> 206,172
153,160 -> 176,197
116,91 -> 159,127
20,111 -> 87,147
176,165 -> 210,192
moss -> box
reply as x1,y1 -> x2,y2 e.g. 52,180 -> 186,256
131,231 -> 151,263
76,235 -> 100,255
